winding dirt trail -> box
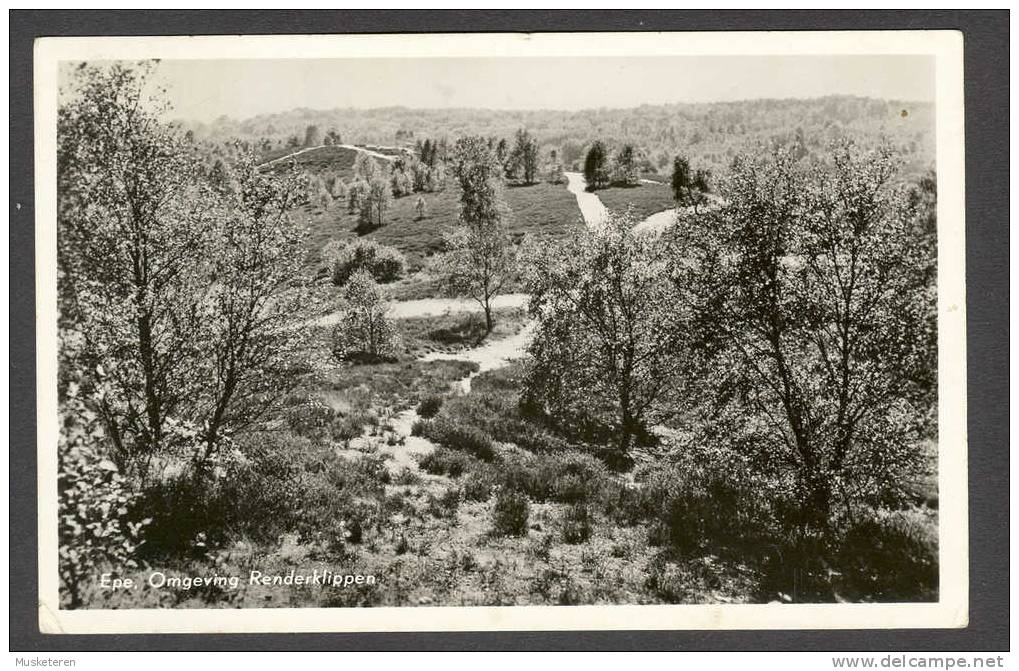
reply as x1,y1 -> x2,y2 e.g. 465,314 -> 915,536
341,172 -> 680,475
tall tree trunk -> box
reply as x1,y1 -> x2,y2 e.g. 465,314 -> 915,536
484,298 -> 494,333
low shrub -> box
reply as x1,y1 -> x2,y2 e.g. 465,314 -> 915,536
835,508 -> 938,601
491,489 -> 530,537
418,446 -> 477,478
427,487 -> 462,519
644,555 -> 694,603
393,467 -> 422,486
498,450 -> 614,506
417,394 -> 444,419
633,453 -> 780,555
323,238 -> 406,286
531,566 -> 583,605
138,433 -> 310,558
418,417 -> 496,462
461,467 -> 498,502
560,503 -> 593,544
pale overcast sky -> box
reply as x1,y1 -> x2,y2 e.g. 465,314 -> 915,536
76,55 -> 935,122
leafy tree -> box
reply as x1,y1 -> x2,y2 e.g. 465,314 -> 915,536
420,138 -> 435,167
359,176 -> 392,228
674,141 -> 935,529
583,140 -> 610,190
671,155 -> 711,213
439,136 -> 514,332
324,128 -> 342,145
353,152 -> 381,183
907,167 -> 937,285
511,128 -> 540,184
347,178 -> 368,214
330,270 -> 399,360
612,144 -> 640,186
523,209 -> 688,458
303,124 -> 323,148
57,62 -> 310,475
390,168 -> 412,197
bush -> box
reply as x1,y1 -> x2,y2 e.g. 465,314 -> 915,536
417,394 -> 444,419
461,467 -> 498,501
560,503 -> 593,544
419,417 -> 496,461
634,454 -> 779,555
418,446 -> 477,478
531,566 -> 582,605
138,433 -> 309,558
835,508 -> 938,601
427,487 -> 462,519
323,239 -> 406,286
491,489 -> 530,537
498,450 -> 614,506
295,452 -> 390,551
58,404 -> 148,608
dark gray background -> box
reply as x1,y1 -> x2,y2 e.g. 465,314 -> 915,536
9,9 -> 1009,652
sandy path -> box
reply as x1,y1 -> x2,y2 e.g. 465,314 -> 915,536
564,172 -> 610,228
420,322 -> 536,393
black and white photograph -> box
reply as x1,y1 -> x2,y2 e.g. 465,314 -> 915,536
33,30 -> 968,633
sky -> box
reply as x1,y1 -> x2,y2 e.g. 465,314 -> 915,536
67,55 -> 935,122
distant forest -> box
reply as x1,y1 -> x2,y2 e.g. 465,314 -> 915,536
178,96 -> 935,178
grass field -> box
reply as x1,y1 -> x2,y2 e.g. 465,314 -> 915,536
596,182 -> 676,220
299,180 -> 583,272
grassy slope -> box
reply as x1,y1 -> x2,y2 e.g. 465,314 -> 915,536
596,182 -> 676,221
298,180 -> 583,272
263,145 -> 367,180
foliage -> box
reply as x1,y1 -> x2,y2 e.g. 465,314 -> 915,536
835,507 -> 938,601
583,140 -> 610,190
330,270 -> 400,360
437,136 -> 516,331
416,393 -> 444,419
303,124 -> 322,148
57,62 -> 312,475
523,209 -> 688,455
416,416 -> 497,462
560,503 -> 593,544
612,144 -> 641,186
491,489 -> 530,537
322,238 -> 406,285
670,155 -> 711,212
418,446 -> 479,478
359,176 -> 393,229
58,384 -> 149,608
673,140 -> 936,528
510,128 -> 540,184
